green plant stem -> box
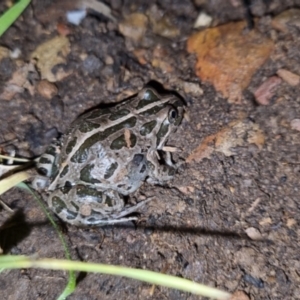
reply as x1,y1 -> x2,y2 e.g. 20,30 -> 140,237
0,0 -> 31,37
0,255 -> 231,299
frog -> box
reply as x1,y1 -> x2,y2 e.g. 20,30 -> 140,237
32,87 -> 185,226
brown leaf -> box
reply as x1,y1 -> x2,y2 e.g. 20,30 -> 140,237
186,119 -> 265,163
31,36 -> 71,82
187,21 -> 274,103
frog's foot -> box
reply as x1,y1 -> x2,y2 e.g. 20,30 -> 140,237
115,197 -> 153,219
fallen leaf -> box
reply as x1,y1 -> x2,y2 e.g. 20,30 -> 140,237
254,76 -> 282,105
277,69 -> 300,86
31,36 -> 71,82
186,119 -> 265,163
187,21 -> 274,103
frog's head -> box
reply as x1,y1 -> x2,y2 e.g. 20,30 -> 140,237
137,87 -> 185,150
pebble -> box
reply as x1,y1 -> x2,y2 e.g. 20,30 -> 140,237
290,119 -> 300,131
277,69 -> 300,86
83,55 -> 103,73
254,76 -> 282,105
37,80 -> 58,99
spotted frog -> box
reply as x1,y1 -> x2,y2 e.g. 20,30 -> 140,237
33,88 -> 184,226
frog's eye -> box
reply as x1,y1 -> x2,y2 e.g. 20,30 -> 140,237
168,108 -> 178,123
142,89 -> 159,101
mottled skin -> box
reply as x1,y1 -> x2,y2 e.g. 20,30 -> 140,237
33,88 -> 184,226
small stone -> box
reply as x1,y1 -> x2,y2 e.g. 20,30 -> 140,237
183,82 -> 203,95
83,55 -> 103,73
79,204 -> 92,216
254,76 -> 282,105
152,16 -> 180,38
277,69 -> 300,86
105,55 -> 114,65
194,12 -> 212,28
57,22 -> 71,36
245,227 -> 263,240
37,80 -> 58,99
119,13 -> 148,42
290,119 -> 300,131
230,290 -> 250,300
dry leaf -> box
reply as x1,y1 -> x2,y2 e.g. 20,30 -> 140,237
31,36 -> 71,82
186,119 -> 265,163
187,21 -> 274,103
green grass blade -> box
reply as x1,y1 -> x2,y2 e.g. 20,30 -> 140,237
0,255 -> 231,299
0,0 -> 31,37
17,182 -> 77,299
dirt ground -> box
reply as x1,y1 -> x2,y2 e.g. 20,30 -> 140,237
1,0 -> 300,299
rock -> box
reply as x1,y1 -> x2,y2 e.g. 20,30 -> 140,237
37,80 -> 58,99
193,11 -> 213,28
277,69 -> 300,86
290,119 -> 300,131
119,13 -> 148,42
254,76 -> 282,105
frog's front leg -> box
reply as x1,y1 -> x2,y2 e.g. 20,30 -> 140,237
146,150 -> 177,185
48,185 -> 149,226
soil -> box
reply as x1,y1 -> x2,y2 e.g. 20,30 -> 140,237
1,1 -> 300,299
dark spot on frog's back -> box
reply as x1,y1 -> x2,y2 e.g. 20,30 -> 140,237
39,157 -> 52,164
86,107 -> 111,120
132,154 -> 144,166
71,117 -> 137,163
136,89 -> 160,109
78,121 -> 100,133
66,137 -> 77,155
110,134 -> 126,150
51,196 -> 67,214
109,108 -> 130,120
140,120 -> 157,135
60,165 -> 69,178
140,105 -> 165,117
80,164 -> 101,183
104,162 -> 118,179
